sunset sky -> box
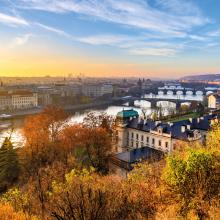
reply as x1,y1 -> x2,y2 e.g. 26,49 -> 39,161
1,0 -> 220,78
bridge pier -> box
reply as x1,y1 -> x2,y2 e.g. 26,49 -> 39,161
129,100 -> 135,106
151,100 -> 157,108
176,102 -> 181,109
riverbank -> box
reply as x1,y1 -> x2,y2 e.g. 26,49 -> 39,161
1,99 -> 118,120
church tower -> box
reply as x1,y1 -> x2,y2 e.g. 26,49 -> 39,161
115,109 -> 139,152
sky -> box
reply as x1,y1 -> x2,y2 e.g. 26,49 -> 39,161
0,0 -> 220,78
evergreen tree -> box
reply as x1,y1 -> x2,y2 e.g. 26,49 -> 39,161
0,137 -> 19,191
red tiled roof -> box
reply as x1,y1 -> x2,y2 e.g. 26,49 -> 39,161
0,90 -> 34,97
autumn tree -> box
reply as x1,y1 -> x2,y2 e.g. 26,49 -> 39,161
81,127 -> 112,172
0,202 -> 37,220
0,137 -> 19,192
180,104 -> 190,113
206,122 -> 220,150
49,168 -> 157,220
20,106 -> 68,177
61,125 -> 112,173
83,111 -> 115,135
163,148 -> 220,219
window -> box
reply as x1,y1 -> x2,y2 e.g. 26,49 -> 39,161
131,142 -> 133,147
136,134 -> 139,140
159,140 -> 161,146
136,142 -> 139,148
165,142 -> 169,148
141,135 -> 144,141
131,132 -> 134,138
146,137 -> 149,143
152,138 -> 155,145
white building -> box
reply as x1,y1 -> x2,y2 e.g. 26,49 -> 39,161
0,90 -> 38,110
82,83 -> 113,97
208,93 -> 220,109
114,109 -> 218,154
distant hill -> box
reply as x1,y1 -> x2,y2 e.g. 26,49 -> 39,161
180,74 -> 220,82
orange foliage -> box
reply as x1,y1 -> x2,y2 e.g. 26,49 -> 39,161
0,202 -> 37,220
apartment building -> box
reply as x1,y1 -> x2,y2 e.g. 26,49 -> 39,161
208,92 -> 220,109
0,90 -> 38,110
82,83 -> 113,97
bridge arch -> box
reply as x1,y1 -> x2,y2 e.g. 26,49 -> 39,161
134,100 -> 151,108
186,90 -> 193,95
176,90 -> 183,95
156,101 -> 176,108
196,91 -> 203,95
206,91 -> 213,95
158,90 -> 164,95
167,90 -> 174,95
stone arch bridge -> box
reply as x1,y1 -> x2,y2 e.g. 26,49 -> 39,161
128,97 -> 202,109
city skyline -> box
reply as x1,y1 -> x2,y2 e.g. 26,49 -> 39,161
1,0 -> 220,78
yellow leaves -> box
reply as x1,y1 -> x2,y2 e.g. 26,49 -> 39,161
206,122 -> 220,151
65,167 -> 95,183
0,202 -> 38,220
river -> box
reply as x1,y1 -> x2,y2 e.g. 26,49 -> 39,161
0,93 -> 204,147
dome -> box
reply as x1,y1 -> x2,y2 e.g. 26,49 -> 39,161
116,109 -> 139,119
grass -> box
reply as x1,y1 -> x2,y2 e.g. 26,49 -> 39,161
163,112 -> 200,123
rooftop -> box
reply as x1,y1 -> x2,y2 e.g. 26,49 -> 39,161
116,109 -> 139,119
0,90 -> 34,97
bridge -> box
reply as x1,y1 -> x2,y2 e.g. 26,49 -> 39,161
127,97 -> 202,108
144,87 -> 220,96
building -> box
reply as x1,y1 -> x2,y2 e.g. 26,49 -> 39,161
114,109 -> 219,154
208,92 -> 220,109
0,90 -> 38,110
111,109 -> 219,176
82,83 -> 113,97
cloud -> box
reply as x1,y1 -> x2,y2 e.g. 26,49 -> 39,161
206,29 -> 220,37
34,22 -> 71,38
0,12 -> 28,26
77,35 -> 129,45
155,0 -> 201,15
16,0 -> 209,36
10,33 -> 32,47
76,34 -> 183,56
129,47 -> 177,56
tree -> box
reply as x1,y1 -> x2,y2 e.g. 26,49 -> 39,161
20,106 -> 68,177
180,104 -> 189,113
80,127 -> 112,173
0,137 -> 19,191
151,111 -> 158,121
206,122 -> 220,150
0,202 -> 37,220
163,148 -> 220,219
83,112 -> 115,135
49,168 -> 157,220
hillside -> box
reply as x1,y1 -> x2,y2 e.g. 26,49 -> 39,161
180,74 -> 220,82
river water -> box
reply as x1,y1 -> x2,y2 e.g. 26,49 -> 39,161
0,94 -> 204,147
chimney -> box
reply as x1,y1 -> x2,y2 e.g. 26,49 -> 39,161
168,122 -> 173,126
155,121 -> 161,126
181,125 -> 186,133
